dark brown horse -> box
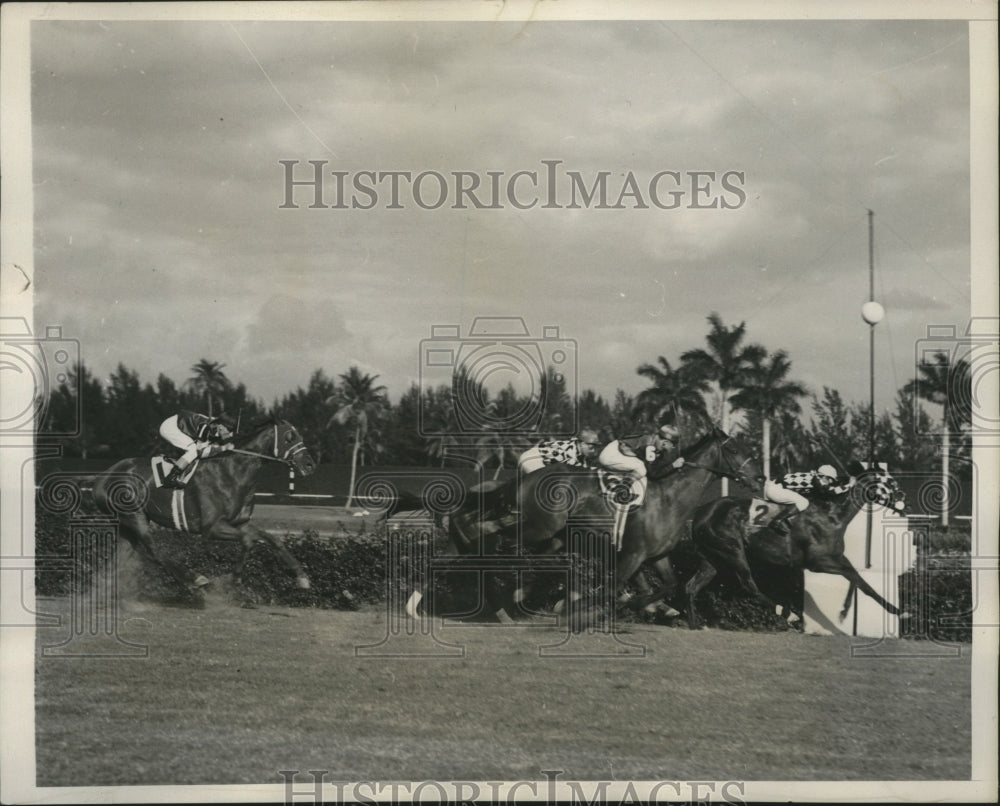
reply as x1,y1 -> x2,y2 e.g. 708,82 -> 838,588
444,428 -> 765,622
685,466 -> 908,629
93,416 -> 316,597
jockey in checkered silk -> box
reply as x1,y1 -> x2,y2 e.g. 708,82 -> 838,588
517,428 -> 602,474
158,410 -> 235,488
597,424 -> 686,496
764,464 -> 851,533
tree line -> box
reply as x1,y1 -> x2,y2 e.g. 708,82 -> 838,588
43,314 -> 971,486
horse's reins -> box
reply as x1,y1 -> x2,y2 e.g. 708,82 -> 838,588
227,424 -> 308,468
675,435 -> 757,488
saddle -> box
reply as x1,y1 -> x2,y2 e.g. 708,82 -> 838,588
151,456 -> 199,489
596,469 -> 645,551
597,470 -> 644,509
745,498 -> 786,535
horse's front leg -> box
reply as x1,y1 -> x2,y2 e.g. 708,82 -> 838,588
249,526 -> 311,589
839,581 -> 857,622
684,558 -> 717,630
210,522 -> 311,590
636,555 -> 682,619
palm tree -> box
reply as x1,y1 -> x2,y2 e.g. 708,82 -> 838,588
730,350 -> 807,479
682,313 -> 766,492
327,366 -> 388,510
186,359 -> 230,417
903,352 -> 969,527
634,356 -> 710,435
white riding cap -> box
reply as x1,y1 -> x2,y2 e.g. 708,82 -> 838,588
818,464 -> 837,479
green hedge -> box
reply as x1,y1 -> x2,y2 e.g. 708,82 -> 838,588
34,501 -> 972,641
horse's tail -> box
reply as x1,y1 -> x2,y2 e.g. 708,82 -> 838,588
36,472 -> 101,519
91,459 -> 149,518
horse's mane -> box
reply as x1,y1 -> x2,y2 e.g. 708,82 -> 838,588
679,427 -> 725,458
233,413 -> 283,447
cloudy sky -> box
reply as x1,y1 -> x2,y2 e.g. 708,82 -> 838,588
28,13 -> 973,416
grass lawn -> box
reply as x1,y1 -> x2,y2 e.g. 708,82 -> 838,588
34,594 -> 971,786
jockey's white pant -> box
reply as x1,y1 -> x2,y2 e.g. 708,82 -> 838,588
598,442 -> 647,477
598,442 -> 647,503
159,415 -> 208,469
763,479 -> 809,511
518,446 -> 546,474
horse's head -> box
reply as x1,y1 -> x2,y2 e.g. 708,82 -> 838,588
852,464 -> 906,514
713,429 -> 766,495
240,417 -> 317,476
275,420 -> 317,476
659,426 -> 764,495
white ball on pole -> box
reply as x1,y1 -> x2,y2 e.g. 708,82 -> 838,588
861,300 -> 885,325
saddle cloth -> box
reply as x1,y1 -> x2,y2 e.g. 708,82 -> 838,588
746,497 -> 785,535
597,470 -> 644,510
151,455 -> 198,488
150,457 -> 199,532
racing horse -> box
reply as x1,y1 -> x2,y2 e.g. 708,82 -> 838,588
93,416 -> 317,598
685,464 -> 908,629
444,427 -> 765,623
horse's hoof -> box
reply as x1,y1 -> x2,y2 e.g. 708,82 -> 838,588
650,603 -> 680,618
296,576 -> 311,590
193,575 -> 211,588
553,599 -> 565,614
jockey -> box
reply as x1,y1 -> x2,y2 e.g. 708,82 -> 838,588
158,410 -> 235,488
597,424 -> 685,497
764,464 -> 850,534
517,428 -> 601,474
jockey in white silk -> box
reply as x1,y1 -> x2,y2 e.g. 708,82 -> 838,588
597,424 -> 685,499
159,410 -> 235,488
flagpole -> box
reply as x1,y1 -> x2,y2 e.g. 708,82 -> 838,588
859,211 -> 885,634
866,209 -> 875,571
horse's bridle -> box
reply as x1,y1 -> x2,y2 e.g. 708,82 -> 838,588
676,432 -> 761,492
230,424 -> 309,468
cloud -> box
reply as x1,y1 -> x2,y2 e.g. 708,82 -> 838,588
243,293 -> 350,354
27,17 -> 972,412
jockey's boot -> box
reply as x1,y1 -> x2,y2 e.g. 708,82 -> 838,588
161,464 -> 188,489
497,509 -> 520,529
769,504 -> 799,537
